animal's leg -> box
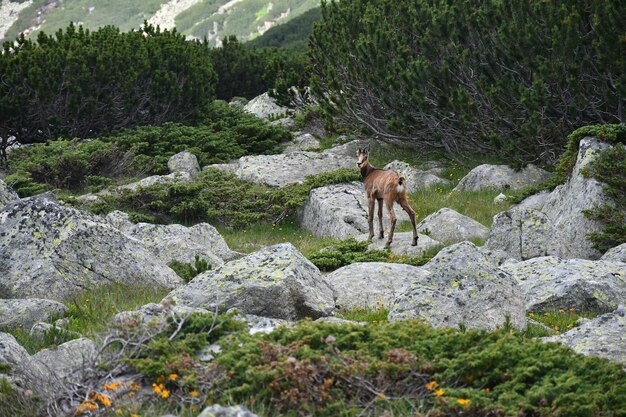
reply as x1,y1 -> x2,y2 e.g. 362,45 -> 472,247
399,198 -> 418,246
385,199 -> 397,249
367,197 -> 375,242
377,198 -> 384,239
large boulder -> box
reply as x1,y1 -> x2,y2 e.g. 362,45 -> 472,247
543,306 -> 626,367
282,133 -> 321,153
501,257 -> 626,313
116,171 -> 193,192
383,161 -> 449,192
0,198 -> 181,302
540,137 -> 611,259
167,151 -> 201,176
165,243 -> 335,320
417,208 -> 489,244
327,262 -> 430,310
233,151 -> 354,187
106,210 -> 237,267
32,338 -> 98,385
243,92 -> 288,119
602,243 -> 626,263
485,207 -> 554,260
0,179 -> 19,208
298,182 -> 410,239
322,139 -> 369,157
453,164 -> 551,192
0,299 -> 68,330
389,242 -> 527,330
488,137 -> 614,261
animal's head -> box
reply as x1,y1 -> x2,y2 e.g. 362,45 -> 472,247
356,146 -> 370,168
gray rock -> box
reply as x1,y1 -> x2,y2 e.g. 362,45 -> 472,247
501,257 -> 626,313
298,182 -> 409,239
106,210 -> 237,267
543,306 -> 626,367
204,162 -> 239,173
365,232 -> 442,257
389,242 -> 527,330
0,198 -> 181,302
327,262 -> 431,310
486,208 -> 554,260
282,133 -> 320,153
315,317 -> 365,326
232,313 -> 292,335
494,193 -> 507,204
32,338 -> 97,384
234,151 -> 354,187
383,160 -> 450,192
199,405 -> 260,417
116,171 -> 193,192
517,191 -> 551,210
0,299 -> 68,330
29,322 -> 80,341
602,243 -> 626,263
243,92 -> 288,119
540,138 -> 611,259
112,302 -> 209,333
167,151 -> 201,176
0,332 -> 51,398
322,139 -> 369,157
270,117 -> 297,130
165,243 -> 335,320
453,164 -> 551,192
417,208 -> 489,245
0,179 -> 19,207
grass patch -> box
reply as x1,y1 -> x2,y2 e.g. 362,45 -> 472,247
6,324 -> 78,355
335,307 -> 389,323
529,309 -> 598,334
219,221 -> 340,258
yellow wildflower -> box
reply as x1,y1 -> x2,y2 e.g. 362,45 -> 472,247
168,373 -> 179,381
425,381 -> 439,391
116,409 -> 123,415
457,398 -> 470,407
435,388 -> 445,397
559,309 -> 565,313
189,390 -> 200,398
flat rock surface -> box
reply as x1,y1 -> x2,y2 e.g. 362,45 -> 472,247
233,151 -> 354,187
327,262 -> 431,310
602,243 -> 626,263
0,198 -> 181,302
502,256 -> 626,313
389,242 -> 527,330
486,207 -> 554,260
453,164 -> 551,192
364,232 -> 442,257
165,243 -> 335,320
383,160 -> 449,192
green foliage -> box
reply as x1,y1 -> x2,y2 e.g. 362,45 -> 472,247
335,307 -> 389,323
310,0 -> 626,164
6,324 -> 78,355
6,139 -> 128,193
6,101 -> 290,196
90,167 -> 361,228
309,238 -> 437,272
210,36 -> 310,104
168,256 -> 212,283
585,143 -> 626,251
0,23 -> 216,154
209,320 -> 626,417
528,309 -> 597,335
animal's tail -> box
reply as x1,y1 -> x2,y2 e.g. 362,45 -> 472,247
397,176 -> 406,194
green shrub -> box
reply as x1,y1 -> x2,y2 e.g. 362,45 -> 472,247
168,256 -> 212,283
6,101 -> 291,196
208,320 -> 626,417
89,167 -> 361,228
309,238 -> 438,271
0,378 -> 40,417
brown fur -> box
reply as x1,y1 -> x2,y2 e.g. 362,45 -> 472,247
356,147 -> 418,248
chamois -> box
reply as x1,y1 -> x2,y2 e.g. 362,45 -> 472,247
356,147 -> 418,248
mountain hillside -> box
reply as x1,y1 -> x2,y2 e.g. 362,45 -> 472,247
0,0 -> 319,46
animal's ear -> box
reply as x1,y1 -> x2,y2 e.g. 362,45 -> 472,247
356,148 -> 362,154
364,145 -> 370,153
